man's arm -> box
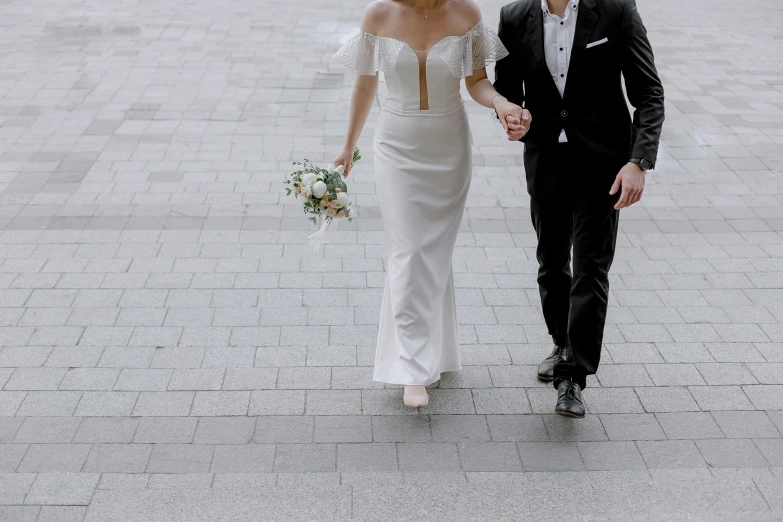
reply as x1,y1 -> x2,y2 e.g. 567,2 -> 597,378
621,0 -> 664,168
494,6 -> 525,110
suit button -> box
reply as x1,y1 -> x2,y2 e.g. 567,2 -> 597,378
561,110 -> 569,118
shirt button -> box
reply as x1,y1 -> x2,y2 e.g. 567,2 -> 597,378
560,21 -> 564,25
560,74 -> 565,78
560,47 -> 564,51
561,110 -> 569,118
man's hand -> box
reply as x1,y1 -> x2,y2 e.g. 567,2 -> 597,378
609,162 -> 646,209
504,110 -> 531,141
494,96 -> 531,141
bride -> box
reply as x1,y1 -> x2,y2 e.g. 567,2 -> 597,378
333,0 -> 530,408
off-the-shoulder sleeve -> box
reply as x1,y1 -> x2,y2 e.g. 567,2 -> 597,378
449,20 -> 510,78
333,32 -> 382,76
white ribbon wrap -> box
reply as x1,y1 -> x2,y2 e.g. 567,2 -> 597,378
307,164 -> 349,254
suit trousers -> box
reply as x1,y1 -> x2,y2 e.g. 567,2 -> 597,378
529,144 -> 620,390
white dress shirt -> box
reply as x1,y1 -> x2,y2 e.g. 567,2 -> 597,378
542,0 -> 579,142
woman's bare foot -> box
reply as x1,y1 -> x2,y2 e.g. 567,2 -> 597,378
403,385 -> 429,408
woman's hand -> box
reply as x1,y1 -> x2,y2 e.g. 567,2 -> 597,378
333,147 -> 354,177
494,97 -> 531,141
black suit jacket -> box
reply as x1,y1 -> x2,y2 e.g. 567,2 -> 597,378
494,0 -> 664,197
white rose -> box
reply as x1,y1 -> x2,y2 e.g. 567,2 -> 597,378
312,180 -> 327,198
336,192 -> 350,207
302,173 -> 317,186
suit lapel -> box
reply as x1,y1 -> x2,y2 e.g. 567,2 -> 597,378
526,6 -> 560,95
564,0 -> 598,99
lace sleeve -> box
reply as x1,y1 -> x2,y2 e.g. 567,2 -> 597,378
459,20 -> 510,78
333,31 -> 382,76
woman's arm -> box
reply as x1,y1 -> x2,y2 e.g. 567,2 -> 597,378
333,2 -> 386,175
465,69 -> 531,141
334,74 -> 378,175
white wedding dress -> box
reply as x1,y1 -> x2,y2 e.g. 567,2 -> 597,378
335,20 -> 508,385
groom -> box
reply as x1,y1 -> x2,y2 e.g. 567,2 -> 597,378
494,0 -> 664,418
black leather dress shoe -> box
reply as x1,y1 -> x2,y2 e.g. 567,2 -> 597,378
555,380 -> 585,419
537,344 -> 567,382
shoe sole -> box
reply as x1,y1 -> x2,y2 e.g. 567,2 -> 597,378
555,409 -> 585,419
537,375 -> 554,382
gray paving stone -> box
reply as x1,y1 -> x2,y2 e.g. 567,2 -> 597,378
274,444 -> 336,473
637,440 -> 708,469
578,441 -> 646,471
459,442 -> 522,471
599,414 -> 666,441
371,415 -> 431,442
146,444 -> 214,473
472,388 -> 529,414
636,387 -> 699,412
0,418 -> 23,444
147,473 -> 214,490
17,391 -> 81,417
132,392 -> 194,416
36,506 -> 87,522
690,385 -> 756,411
543,415 -> 608,442
222,368 -> 277,390
516,442 -> 585,471
59,368 -> 120,391
73,418 -> 139,443
24,473 -> 99,506
191,391 -> 250,416
754,439 -> 783,467
249,390 -> 305,416
75,392 -> 138,417
397,443 -> 461,472
84,444 -> 152,473
0,444 -> 28,472
712,411 -> 781,439
210,445 -> 275,473
194,417 -> 256,445
133,417 -> 197,443
655,407 -> 723,442
696,439 -> 769,468
486,415 -> 549,442
0,473 -> 36,505
314,416 -> 372,443
744,385 -> 783,410
430,415 -> 490,442
13,417 -> 81,444
254,416 -> 313,443
337,443 -> 397,472
305,390 -> 361,415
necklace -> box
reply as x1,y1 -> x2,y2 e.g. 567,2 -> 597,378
403,0 -> 441,19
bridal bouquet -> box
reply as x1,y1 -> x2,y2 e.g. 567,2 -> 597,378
284,147 -> 361,251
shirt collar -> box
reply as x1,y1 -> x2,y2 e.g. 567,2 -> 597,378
541,0 -> 580,19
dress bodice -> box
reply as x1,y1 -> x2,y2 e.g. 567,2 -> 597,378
334,20 -> 508,113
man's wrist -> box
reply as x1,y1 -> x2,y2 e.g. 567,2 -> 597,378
629,157 -> 653,171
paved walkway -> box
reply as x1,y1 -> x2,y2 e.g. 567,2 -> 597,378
0,0 -> 782,519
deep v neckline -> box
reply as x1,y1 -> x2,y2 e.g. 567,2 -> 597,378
360,20 -> 483,110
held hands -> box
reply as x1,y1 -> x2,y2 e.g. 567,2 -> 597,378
333,147 -> 354,177
494,96 -> 531,141
610,162 -> 646,209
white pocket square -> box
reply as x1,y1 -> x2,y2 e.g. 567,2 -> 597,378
586,37 -> 609,49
